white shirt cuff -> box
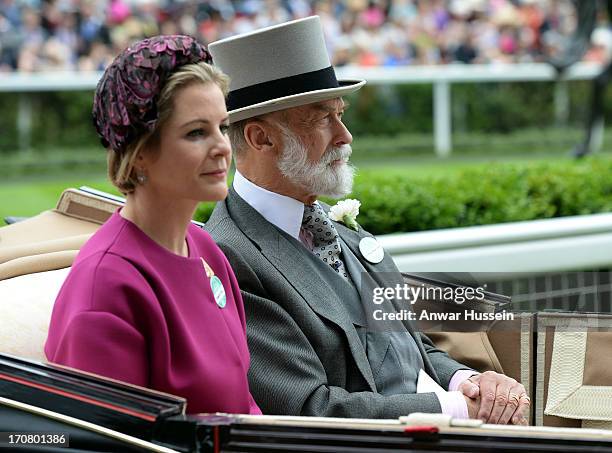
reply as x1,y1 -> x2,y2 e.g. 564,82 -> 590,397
436,390 -> 469,419
448,369 -> 479,391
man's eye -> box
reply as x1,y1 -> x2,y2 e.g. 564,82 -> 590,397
220,124 -> 229,135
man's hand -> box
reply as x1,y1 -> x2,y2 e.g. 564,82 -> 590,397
464,395 -> 480,419
458,371 -> 530,425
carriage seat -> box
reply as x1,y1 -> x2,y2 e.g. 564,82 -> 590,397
0,188 -> 119,360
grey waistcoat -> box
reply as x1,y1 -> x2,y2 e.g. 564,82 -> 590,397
338,236 -> 424,395
281,226 -> 424,395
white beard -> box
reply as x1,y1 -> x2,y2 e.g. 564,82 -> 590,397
276,124 -> 355,199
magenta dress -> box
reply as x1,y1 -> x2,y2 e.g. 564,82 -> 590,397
45,210 -> 261,415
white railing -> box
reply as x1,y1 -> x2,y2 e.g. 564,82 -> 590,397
0,71 -> 103,92
378,212 -> 612,273
0,62 -> 604,154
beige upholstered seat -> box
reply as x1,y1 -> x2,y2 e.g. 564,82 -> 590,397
0,188 -> 117,360
0,267 -> 71,361
0,188 -> 120,269
0,249 -> 79,281
536,313 -> 612,429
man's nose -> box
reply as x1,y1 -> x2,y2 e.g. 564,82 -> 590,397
333,119 -> 353,147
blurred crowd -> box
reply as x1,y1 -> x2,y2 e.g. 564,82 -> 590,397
0,0 -> 610,72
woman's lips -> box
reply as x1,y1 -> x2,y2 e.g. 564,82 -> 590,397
201,169 -> 227,178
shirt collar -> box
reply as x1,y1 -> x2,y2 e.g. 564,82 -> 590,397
233,170 -> 305,240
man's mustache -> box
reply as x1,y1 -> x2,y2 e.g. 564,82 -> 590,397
322,145 -> 352,165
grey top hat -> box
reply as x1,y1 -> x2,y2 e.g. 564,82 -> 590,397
209,16 -> 366,123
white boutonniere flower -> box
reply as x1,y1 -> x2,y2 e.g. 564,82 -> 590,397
329,199 -> 361,231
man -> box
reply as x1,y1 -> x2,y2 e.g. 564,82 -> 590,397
206,16 -> 529,423
546,0 -> 612,158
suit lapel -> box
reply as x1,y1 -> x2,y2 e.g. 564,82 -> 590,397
225,189 -> 376,390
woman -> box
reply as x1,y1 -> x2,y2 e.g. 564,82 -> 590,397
45,35 -> 260,415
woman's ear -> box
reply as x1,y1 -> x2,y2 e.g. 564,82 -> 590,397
243,120 -> 278,154
136,132 -> 161,166
132,151 -> 148,185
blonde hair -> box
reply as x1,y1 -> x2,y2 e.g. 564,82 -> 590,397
107,62 -> 230,194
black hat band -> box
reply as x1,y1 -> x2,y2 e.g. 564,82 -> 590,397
226,66 -> 339,112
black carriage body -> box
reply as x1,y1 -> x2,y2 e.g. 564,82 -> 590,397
2,353 -> 612,453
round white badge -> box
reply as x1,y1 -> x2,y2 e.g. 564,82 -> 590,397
359,237 -> 384,264
210,276 -> 226,308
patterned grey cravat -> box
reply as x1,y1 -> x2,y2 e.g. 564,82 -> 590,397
302,204 -> 349,280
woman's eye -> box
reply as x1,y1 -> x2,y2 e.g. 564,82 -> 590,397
220,124 -> 229,135
187,128 -> 205,138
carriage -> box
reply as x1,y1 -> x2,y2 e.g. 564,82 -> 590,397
1,187 -> 611,452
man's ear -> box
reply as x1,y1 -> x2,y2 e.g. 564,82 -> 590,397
244,120 -> 279,153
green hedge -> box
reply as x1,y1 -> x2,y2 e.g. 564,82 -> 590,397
194,156 -> 612,234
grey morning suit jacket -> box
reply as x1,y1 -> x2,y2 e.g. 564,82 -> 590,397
205,188 -> 468,418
